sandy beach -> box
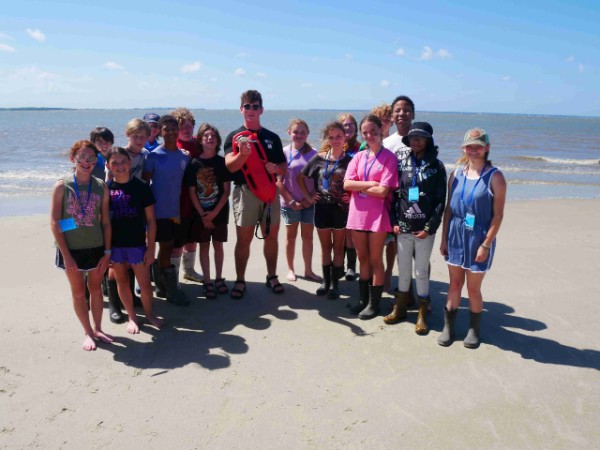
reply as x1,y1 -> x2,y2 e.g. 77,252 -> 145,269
1,198 -> 599,449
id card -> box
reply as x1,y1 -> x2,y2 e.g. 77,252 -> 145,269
322,179 -> 329,191
464,213 -> 475,229
59,218 -> 77,232
408,187 -> 420,202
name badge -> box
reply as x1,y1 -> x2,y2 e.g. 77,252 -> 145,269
59,218 -> 77,232
464,213 -> 475,229
322,179 -> 329,191
408,187 -> 420,202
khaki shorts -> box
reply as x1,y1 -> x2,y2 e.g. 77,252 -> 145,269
232,184 -> 281,227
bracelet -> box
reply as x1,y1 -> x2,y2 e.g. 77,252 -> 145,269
104,249 -> 112,255
480,243 -> 491,250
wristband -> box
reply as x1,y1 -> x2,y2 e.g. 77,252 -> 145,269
480,243 -> 491,250
104,249 -> 112,255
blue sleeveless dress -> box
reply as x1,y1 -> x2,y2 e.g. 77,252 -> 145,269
446,165 -> 498,272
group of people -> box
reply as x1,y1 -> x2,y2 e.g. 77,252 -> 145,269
50,90 -> 506,352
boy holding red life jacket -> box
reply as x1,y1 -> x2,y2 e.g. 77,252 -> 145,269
224,90 -> 287,299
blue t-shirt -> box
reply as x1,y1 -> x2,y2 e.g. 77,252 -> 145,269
144,146 -> 190,219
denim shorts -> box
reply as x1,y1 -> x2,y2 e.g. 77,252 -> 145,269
110,246 -> 146,265
281,205 -> 315,225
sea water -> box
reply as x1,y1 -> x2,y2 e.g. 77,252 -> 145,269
0,109 -> 599,216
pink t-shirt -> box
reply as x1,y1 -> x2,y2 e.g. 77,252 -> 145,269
344,148 -> 399,232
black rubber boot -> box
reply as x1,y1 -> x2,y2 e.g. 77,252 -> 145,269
438,307 -> 458,347
162,265 -> 189,306
464,311 -> 482,349
358,284 -> 383,320
316,265 -> 331,296
350,279 -> 370,314
344,248 -> 357,281
107,278 -> 126,323
327,266 -> 343,299
152,262 -> 166,298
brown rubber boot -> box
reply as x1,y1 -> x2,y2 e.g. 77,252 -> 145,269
415,296 -> 430,335
383,290 -> 409,324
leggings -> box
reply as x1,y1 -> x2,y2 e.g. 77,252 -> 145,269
396,232 -> 435,296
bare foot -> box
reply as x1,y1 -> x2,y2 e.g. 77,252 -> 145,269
82,334 -> 97,351
286,270 -> 297,282
304,271 -> 323,282
127,319 -> 140,334
94,329 -> 114,344
147,315 -> 165,329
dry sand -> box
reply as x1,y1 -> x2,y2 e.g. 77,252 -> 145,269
1,199 -> 599,449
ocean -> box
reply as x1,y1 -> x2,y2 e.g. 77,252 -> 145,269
1,109 -> 599,217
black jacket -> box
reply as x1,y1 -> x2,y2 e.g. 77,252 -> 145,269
391,146 -> 447,234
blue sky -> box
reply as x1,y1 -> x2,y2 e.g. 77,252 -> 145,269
1,0 -> 598,115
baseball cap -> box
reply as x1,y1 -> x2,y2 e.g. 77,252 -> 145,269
462,128 -> 489,147
143,113 -> 160,124
402,122 -> 434,146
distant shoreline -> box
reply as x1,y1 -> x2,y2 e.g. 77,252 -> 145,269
1,107 -> 599,119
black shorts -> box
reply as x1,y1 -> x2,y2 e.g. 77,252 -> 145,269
55,246 -> 104,272
190,217 -> 228,243
156,218 -> 185,247
314,203 -> 348,230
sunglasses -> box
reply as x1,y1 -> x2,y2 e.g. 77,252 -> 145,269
242,103 -> 261,111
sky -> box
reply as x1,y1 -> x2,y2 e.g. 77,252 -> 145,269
1,0 -> 599,116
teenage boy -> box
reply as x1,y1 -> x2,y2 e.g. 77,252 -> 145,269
143,113 -> 161,152
143,115 -> 190,306
171,107 -> 203,284
224,90 -> 286,299
89,127 -> 114,180
107,118 -> 150,182
383,95 -> 418,300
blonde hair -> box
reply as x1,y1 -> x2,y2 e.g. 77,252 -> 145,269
370,103 -> 392,122
171,107 -> 196,126
287,118 -> 313,154
319,121 -> 347,154
125,118 -> 151,137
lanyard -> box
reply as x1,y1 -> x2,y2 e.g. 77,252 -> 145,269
287,146 -> 303,167
323,150 -> 342,179
363,147 -> 384,181
73,175 -> 92,218
460,164 -> 489,210
411,155 -> 424,187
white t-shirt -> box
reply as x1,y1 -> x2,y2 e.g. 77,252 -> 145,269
383,133 -> 411,162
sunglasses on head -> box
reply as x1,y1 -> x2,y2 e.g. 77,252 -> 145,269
242,103 -> 261,111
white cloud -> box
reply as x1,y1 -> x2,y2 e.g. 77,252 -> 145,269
0,43 -> 16,53
26,28 -> 46,43
104,61 -> 124,70
420,46 -> 452,60
180,61 -> 202,73
0,32 -> 13,40
420,46 -> 433,60
256,72 -> 266,78
395,48 -> 406,57
501,75 -> 511,81
437,48 -> 452,58
301,82 -> 313,88
237,52 -> 249,58
578,64 -> 585,73
565,55 -> 575,62
234,68 -> 246,76
380,79 -> 390,88
345,53 -> 353,61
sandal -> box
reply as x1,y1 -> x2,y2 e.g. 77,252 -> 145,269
203,282 -> 217,299
215,278 -> 229,295
265,275 -> 284,294
230,280 -> 246,300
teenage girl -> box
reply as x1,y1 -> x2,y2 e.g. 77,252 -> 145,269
276,119 -> 321,283
343,115 -> 399,319
50,140 -> 113,351
106,147 -> 164,333
297,121 -> 352,299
